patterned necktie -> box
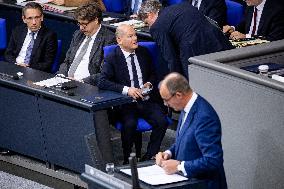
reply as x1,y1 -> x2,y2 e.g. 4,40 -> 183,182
251,7 -> 258,36
133,0 -> 140,14
179,110 -> 186,134
24,32 -> 35,65
129,54 -> 139,88
193,0 -> 198,8
68,37 -> 92,77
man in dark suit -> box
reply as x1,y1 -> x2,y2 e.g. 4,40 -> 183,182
156,72 -> 227,189
138,1 -> 233,78
98,24 -> 168,164
187,0 -> 227,27
223,0 -> 284,41
58,3 -> 115,85
4,2 -> 57,73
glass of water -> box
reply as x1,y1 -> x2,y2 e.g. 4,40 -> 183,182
105,163 -> 115,176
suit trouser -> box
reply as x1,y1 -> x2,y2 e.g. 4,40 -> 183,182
119,101 -> 168,161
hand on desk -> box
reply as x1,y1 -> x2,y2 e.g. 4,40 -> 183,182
222,25 -> 234,34
230,31 -> 246,40
155,152 -> 170,166
160,159 -> 180,175
16,63 -> 29,68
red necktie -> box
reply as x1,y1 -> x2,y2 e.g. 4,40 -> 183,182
251,7 -> 258,36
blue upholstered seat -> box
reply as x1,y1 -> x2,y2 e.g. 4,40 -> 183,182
0,18 -> 7,61
225,0 -> 244,26
51,40 -> 62,73
103,0 -> 125,13
167,0 -> 183,6
103,42 -> 171,132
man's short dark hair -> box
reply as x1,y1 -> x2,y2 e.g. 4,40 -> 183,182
22,2 -> 43,17
74,3 -> 103,24
138,0 -> 162,21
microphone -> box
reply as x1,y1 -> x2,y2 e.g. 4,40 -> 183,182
129,153 -> 141,189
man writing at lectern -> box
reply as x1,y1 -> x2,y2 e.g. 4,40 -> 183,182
156,73 -> 227,189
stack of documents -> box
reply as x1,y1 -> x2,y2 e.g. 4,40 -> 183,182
120,165 -> 188,185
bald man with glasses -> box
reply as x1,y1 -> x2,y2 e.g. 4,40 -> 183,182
58,3 -> 115,85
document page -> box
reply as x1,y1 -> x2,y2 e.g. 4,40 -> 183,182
33,76 -> 70,87
120,164 -> 188,185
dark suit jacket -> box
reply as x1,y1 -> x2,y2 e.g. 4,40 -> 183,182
58,26 -> 115,85
150,1 -> 233,77
188,0 -> 227,27
236,0 -> 284,41
169,95 -> 227,189
4,24 -> 57,73
98,46 -> 160,102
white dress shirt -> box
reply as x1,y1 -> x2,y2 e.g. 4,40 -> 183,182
16,29 -> 38,64
72,25 -> 101,80
246,0 -> 267,38
120,48 -> 143,95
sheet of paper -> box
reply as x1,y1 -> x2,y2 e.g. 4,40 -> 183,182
33,76 -> 70,87
120,164 -> 188,185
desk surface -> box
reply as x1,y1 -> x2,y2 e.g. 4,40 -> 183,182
0,61 -> 131,111
82,162 -> 207,189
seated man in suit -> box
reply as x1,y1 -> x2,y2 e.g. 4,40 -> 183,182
223,0 -> 284,41
138,1 -> 232,78
4,2 -> 57,73
58,3 -> 115,85
98,24 -> 168,164
50,0 -> 106,11
156,72 -> 227,189
187,0 -> 227,27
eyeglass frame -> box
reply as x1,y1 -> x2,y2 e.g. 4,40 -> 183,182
24,14 -> 43,21
162,92 -> 176,103
76,20 -> 93,28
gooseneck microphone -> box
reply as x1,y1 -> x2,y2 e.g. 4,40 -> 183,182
129,153 -> 141,189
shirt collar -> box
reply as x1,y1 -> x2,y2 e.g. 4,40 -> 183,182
256,0 -> 266,11
90,24 -> 101,40
184,92 -> 198,114
120,47 -> 136,59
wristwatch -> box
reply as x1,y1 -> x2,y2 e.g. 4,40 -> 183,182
177,162 -> 182,172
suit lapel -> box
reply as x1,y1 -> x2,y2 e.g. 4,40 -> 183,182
18,27 -> 28,53
245,7 -> 254,33
175,98 -> 199,155
89,28 -> 104,62
257,2 -> 270,35
31,27 -> 44,57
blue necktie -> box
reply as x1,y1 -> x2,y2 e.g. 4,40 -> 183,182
133,0 -> 140,14
179,110 -> 186,134
129,54 -> 139,88
24,32 -> 35,65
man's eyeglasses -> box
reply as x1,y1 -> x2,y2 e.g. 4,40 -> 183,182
25,15 -> 42,21
77,21 -> 92,28
162,93 -> 176,103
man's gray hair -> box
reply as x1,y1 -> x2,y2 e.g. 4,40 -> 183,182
162,72 -> 191,95
138,0 -> 162,21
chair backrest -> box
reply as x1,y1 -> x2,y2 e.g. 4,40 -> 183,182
103,0 -> 125,13
0,18 -> 7,50
103,42 -> 160,132
103,41 -> 158,66
225,0 -> 244,26
167,0 -> 183,6
51,40 -> 62,74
